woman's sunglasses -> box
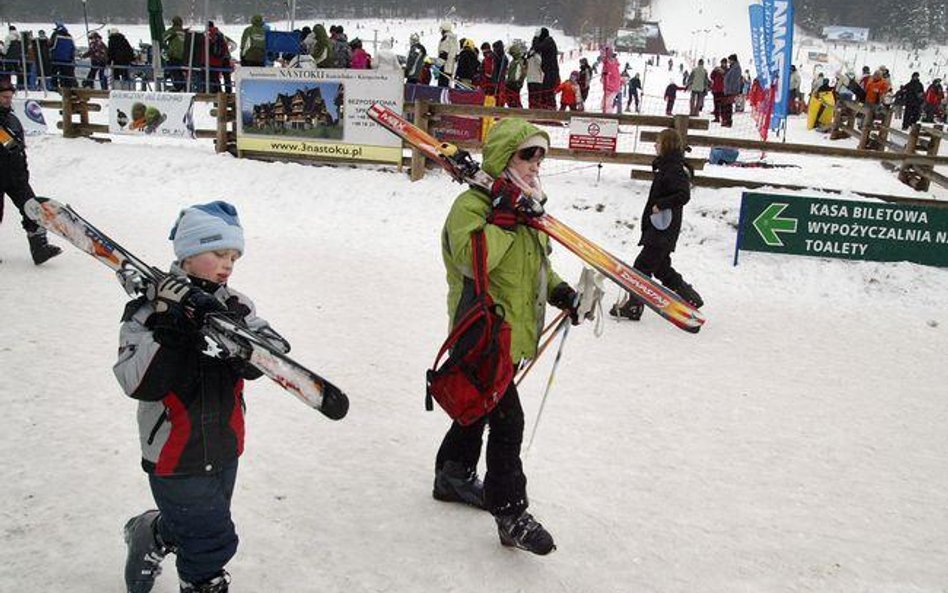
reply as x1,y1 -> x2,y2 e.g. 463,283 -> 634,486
516,146 -> 546,162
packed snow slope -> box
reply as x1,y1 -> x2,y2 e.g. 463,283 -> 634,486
1,127 -> 947,593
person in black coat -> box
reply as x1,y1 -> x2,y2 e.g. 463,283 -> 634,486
611,128 -> 703,320
530,28 -> 560,109
900,72 -> 925,130
108,29 -> 136,90
0,79 -> 62,264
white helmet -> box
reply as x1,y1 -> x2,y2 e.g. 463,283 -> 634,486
440,21 -> 453,33
410,33 -> 420,44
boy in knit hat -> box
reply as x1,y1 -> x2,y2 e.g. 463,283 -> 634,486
115,201 -> 284,593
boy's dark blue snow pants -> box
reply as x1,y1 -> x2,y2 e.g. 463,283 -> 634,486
148,461 -> 238,584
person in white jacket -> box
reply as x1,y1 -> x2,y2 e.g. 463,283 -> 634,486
436,22 -> 458,87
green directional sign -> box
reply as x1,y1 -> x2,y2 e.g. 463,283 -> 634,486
735,192 -> 948,267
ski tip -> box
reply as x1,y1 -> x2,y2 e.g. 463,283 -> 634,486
320,384 -> 350,421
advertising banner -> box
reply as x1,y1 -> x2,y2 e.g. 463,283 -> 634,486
429,115 -> 482,143
12,98 -> 49,136
749,5 -> 770,88
735,192 -> 948,267
822,26 -> 870,43
108,91 -> 196,138
767,0 -> 795,131
568,117 -> 618,152
236,68 -> 403,164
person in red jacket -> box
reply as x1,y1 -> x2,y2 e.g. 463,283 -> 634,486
709,58 -> 726,123
206,22 -> 233,93
555,71 -> 583,111
923,79 -> 944,122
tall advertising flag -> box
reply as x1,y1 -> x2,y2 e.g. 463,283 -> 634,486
768,0 -> 794,130
749,4 -> 774,139
749,5 -> 770,88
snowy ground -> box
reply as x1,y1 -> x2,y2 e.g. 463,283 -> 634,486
2,123 -> 948,593
2,8 -> 948,593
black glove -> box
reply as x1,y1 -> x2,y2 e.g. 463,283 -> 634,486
148,276 -> 225,327
549,282 -> 580,325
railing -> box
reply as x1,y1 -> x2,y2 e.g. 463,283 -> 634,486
39,88 -> 237,154
405,100 -> 710,182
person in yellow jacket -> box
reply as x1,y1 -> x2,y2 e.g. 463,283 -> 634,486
434,117 -> 579,556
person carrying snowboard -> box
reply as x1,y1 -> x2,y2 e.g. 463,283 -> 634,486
434,118 -> 581,556
116,201 -> 286,593
611,129 -> 703,320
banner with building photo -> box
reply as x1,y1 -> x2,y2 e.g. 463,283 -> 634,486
235,68 -> 404,164
821,26 -> 870,43
12,98 -> 49,136
108,91 -> 197,138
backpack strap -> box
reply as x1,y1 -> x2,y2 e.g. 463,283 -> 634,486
425,229 -> 493,412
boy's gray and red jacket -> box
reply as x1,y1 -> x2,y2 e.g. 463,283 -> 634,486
113,275 -> 277,476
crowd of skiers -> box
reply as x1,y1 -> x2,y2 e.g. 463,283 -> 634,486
0,23 -> 139,91
789,63 -> 946,128
404,22 -> 565,110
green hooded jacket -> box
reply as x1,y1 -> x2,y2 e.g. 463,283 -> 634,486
241,15 -> 266,63
163,23 -> 186,62
311,24 -> 333,67
441,118 -> 563,362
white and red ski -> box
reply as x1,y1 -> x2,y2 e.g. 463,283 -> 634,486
25,197 -> 349,420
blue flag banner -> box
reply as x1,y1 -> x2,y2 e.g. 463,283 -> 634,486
763,0 -> 776,79
769,0 -> 795,130
749,5 -> 770,88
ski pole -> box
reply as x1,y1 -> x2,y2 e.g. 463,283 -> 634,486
526,318 -> 571,451
515,310 -> 567,386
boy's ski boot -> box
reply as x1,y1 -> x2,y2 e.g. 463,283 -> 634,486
27,229 -> 62,265
124,510 -> 170,593
433,461 -> 485,509
495,511 -> 556,555
180,571 -> 230,593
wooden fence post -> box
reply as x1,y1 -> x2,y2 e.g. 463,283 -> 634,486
410,99 -> 429,182
215,91 -> 227,153
674,114 -> 690,145
857,105 -> 872,149
877,108 -> 893,149
918,124 -> 943,192
61,88 -> 75,139
898,123 -> 920,186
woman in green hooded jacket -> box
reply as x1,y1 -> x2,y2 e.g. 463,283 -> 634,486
433,117 -> 579,556
310,24 -> 333,68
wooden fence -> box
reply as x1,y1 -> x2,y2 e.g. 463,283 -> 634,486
829,98 -> 946,191
41,88 -> 238,154
405,100 -> 710,181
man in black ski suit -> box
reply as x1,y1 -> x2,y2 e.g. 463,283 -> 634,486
900,72 -> 925,130
0,78 -> 62,264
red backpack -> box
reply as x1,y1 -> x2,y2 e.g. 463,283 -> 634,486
426,230 -> 513,426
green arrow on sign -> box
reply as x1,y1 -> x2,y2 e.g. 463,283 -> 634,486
753,203 -> 798,247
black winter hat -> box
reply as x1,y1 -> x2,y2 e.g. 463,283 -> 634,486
0,78 -> 15,93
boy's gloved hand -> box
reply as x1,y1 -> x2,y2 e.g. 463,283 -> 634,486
549,281 -> 580,325
148,276 -> 225,326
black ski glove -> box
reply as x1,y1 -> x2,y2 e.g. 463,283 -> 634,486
148,276 -> 226,327
549,282 -> 580,325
